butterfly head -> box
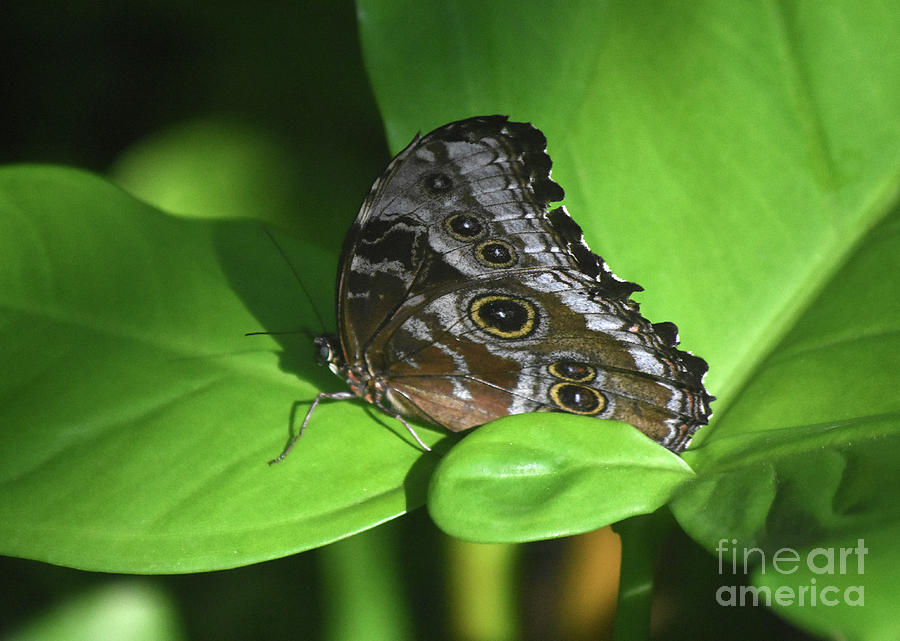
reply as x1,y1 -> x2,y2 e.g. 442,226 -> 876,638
315,332 -> 385,408
314,334 -> 344,375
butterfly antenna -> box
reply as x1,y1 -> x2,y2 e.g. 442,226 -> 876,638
244,329 -> 316,337
262,224 -> 328,334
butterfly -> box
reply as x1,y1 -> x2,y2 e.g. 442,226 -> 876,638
271,115 -> 712,463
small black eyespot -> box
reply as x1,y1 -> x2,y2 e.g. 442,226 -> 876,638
548,361 -> 596,383
558,385 -> 599,412
445,212 -> 484,239
424,172 -> 453,193
550,383 -> 606,415
479,242 -> 513,264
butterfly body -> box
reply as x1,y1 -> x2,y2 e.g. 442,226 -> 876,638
306,115 -> 712,455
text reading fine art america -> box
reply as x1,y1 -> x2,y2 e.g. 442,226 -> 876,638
273,116 -> 713,462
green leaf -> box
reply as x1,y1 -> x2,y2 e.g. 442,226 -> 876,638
360,0 -> 899,404
109,118 -> 307,226
107,115 -> 383,254
358,2 -> 609,153
2,580 -> 184,641
428,415 -> 694,542
359,0 -> 899,511
748,524 -> 900,641
0,166 -> 446,572
359,1 -> 900,634
671,207 -> 900,636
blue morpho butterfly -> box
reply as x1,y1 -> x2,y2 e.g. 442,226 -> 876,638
261,116 -> 712,464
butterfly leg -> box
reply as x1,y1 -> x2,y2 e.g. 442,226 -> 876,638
268,391 -> 354,465
392,414 -> 432,452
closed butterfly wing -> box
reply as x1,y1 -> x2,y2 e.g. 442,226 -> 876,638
329,115 -> 712,453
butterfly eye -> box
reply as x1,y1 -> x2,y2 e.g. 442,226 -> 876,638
549,383 -> 607,415
444,212 -> 485,240
468,294 -> 538,339
475,240 -> 518,268
314,336 -> 336,365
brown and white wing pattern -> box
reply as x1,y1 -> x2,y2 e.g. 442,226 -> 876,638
332,115 -> 712,452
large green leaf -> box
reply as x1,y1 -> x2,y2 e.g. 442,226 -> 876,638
671,207 -> 900,637
0,166 -> 447,572
358,0 -> 900,635
360,0 -> 899,494
360,0 -> 899,403
672,204 -> 900,547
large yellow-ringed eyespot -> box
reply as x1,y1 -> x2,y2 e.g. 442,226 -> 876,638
549,383 -> 607,415
475,239 -> 518,268
468,294 -> 538,339
444,212 -> 486,240
548,361 -> 597,383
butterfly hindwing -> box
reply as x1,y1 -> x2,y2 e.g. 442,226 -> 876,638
372,267 -> 708,450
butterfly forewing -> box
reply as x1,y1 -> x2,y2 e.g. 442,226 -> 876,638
338,117 -> 563,358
